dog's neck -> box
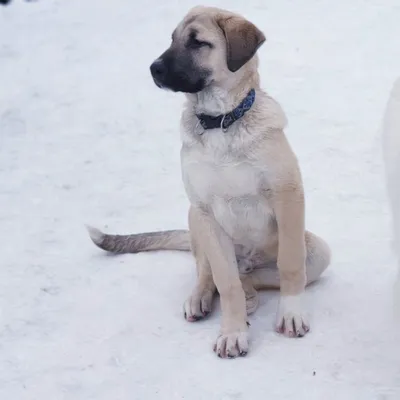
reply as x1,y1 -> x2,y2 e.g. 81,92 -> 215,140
186,70 -> 261,117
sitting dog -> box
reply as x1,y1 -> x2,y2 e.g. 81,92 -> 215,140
88,6 -> 331,358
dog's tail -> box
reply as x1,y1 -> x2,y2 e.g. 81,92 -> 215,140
86,225 -> 191,254
381,77 -> 400,317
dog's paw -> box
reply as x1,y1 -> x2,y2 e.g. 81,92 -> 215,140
213,330 -> 249,359
275,295 -> 310,338
183,288 -> 214,322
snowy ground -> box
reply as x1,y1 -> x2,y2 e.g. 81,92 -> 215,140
1,0 -> 400,399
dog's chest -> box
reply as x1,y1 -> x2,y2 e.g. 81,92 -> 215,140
181,139 -> 272,247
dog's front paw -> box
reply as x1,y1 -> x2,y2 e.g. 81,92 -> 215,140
213,329 -> 249,359
275,295 -> 310,338
183,287 -> 214,322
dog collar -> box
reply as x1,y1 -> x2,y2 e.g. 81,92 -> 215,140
196,88 -> 256,133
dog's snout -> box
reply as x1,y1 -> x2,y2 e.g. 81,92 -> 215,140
150,59 -> 167,80
149,48 -> 207,93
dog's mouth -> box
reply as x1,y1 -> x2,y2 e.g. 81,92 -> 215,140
152,76 -> 205,93
152,77 -> 177,92
152,78 -> 163,89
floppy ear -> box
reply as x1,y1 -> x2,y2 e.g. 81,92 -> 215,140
217,16 -> 266,73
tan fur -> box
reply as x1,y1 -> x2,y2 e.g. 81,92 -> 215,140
88,6 -> 331,358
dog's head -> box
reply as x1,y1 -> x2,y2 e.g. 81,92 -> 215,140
150,6 -> 266,93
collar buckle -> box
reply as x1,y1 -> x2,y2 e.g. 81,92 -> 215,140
220,115 -> 228,133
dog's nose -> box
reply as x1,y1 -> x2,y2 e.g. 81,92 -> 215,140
150,59 -> 167,80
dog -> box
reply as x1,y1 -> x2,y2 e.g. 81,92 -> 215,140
87,5 -> 331,358
381,77 -> 400,317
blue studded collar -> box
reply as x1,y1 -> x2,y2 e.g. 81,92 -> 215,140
196,89 -> 256,133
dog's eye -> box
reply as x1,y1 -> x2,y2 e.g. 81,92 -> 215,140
191,38 -> 207,48
187,35 -> 212,49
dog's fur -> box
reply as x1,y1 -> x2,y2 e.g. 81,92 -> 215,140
88,6 -> 331,358
381,77 -> 400,317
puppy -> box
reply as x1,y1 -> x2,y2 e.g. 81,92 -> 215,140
88,6 -> 331,358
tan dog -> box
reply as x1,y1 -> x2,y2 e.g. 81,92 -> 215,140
87,5 -> 331,358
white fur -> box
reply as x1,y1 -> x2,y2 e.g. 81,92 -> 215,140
181,131 -> 273,252
381,77 -> 400,317
86,225 -> 105,246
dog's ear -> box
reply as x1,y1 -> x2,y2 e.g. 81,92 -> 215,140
217,16 -> 266,73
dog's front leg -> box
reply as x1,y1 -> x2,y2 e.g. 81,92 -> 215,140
183,207 -> 216,322
189,206 -> 249,358
273,184 -> 310,337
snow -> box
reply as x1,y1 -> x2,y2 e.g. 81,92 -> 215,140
1,0 -> 400,398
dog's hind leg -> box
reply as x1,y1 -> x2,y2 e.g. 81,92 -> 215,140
239,274 -> 260,315
245,230 -> 331,292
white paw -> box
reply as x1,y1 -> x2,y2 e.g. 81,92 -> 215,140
213,330 -> 249,358
275,295 -> 310,338
183,288 -> 214,322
